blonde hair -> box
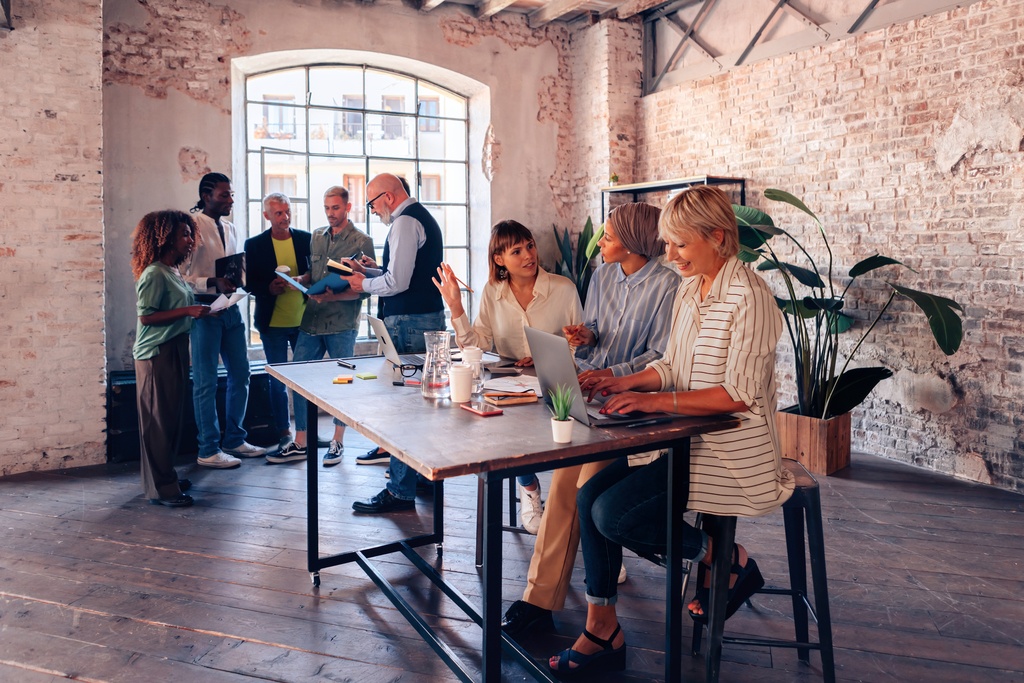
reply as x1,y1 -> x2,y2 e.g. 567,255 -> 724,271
659,185 -> 739,258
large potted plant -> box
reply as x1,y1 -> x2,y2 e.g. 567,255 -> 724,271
735,189 -> 964,474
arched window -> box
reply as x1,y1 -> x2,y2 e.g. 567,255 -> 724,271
243,65 -> 470,342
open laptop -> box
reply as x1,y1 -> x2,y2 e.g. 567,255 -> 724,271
367,316 -> 425,368
524,326 -> 680,428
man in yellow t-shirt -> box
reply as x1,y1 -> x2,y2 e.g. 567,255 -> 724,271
244,193 -> 312,448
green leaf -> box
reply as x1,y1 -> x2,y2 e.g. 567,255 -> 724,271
758,260 -> 825,288
803,297 -> 843,311
775,297 -> 818,318
737,244 -> 762,262
830,312 -> 854,334
764,188 -> 820,222
733,204 -> 775,228
825,366 -> 894,418
849,254 -> 909,278
585,220 -> 603,260
554,226 -> 573,278
576,217 -> 594,275
890,283 -> 964,355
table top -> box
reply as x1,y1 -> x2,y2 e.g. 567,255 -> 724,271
268,357 -> 741,481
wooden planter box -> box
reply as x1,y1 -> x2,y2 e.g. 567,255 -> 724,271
776,408 -> 851,475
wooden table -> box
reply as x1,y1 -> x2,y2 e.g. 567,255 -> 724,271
268,357 -> 740,683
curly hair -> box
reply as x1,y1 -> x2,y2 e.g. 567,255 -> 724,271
131,210 -> 196,280
191,172 -> 231,213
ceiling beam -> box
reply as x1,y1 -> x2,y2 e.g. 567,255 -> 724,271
848,0 -> 882,33
618,0 -> 702,20
420,0 -> 447,8
476,0 -> 518,19
735,0 -> 788,67
528,0 -> 592,27
781,1 -> 829,40
649,0 -> 719,94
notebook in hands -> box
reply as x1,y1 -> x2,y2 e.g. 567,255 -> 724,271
367,316 -> 425,368
524,326 -> 679,428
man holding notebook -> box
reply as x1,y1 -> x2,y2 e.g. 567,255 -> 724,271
271,185 -> 374,466
342,173 -> 446,514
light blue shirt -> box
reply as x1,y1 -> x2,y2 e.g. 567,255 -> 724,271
362,198 -> 425,298
574,258 -> 680,376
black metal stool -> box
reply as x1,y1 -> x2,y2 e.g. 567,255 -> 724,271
692,458 -> 836,682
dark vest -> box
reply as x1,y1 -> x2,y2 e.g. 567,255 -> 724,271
379,201 -> 444,318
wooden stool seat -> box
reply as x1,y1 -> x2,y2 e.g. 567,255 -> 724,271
693,458 -> 836,682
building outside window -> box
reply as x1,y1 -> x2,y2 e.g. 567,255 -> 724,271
244,65 -> 470,343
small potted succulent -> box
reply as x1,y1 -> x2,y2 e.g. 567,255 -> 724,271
608,173 -> 619,186
548,384 -> 575,443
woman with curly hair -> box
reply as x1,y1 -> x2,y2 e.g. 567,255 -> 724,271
132,210 -> 213,507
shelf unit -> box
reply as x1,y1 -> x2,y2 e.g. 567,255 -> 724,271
600,175 -> 746,220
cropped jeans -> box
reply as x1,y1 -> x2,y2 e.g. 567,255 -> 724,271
292,329 -> 358,433
190,305 -> 250,457
384,311 -> 446,500
259,326 -> 300,433
578,455 -> 707,605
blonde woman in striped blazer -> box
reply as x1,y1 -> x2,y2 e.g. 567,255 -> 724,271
548,185 -> 795,678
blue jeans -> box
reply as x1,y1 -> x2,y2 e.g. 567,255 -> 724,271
292,329 -> 357,432
190,305 -> 250,457
260,326 -> 299,433
384,311 -> 445,500
578,456 -> 706,605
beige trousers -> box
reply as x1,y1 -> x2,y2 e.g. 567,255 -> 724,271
522,459 -> 613,611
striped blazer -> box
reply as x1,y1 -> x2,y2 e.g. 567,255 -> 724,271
649,257 -> 795,517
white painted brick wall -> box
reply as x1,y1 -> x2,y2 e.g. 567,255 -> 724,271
0,0 -> 106,476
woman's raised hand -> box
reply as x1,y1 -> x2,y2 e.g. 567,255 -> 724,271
432,263 -> 463,309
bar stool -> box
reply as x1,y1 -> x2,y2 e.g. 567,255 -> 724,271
692,458 -> 836,682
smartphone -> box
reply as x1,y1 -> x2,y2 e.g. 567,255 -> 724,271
460,401 -> 503,417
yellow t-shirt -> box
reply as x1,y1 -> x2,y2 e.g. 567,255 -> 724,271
269,237 -> 305,327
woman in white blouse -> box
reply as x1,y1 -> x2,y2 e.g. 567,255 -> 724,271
433,219 -> 583,533
547,186 -> 794,677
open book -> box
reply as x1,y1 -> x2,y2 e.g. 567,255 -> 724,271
326,258 -> 353,275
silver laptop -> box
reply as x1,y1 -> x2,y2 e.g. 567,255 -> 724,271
367,316 -> 425,368
524,326 -> 678,428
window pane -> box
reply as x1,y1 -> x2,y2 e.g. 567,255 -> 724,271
259,151 -> 308,199
444,248 -> 469,285
417,117 -> 466,161
418,161 -> 467,203
308,157 -> 366,226
309,107 -> 364,156
248,68 -> 306,105
366,113 -> 414,157
247,102 -> 306,153
433,205 -> 469,247
309,66 -> 363,107
290,201 -> 310,233
419,83 -> 467,119
366,70 -> 415,114
247,200 -> 263,239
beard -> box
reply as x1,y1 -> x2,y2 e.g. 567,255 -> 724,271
377,204 -> 393,225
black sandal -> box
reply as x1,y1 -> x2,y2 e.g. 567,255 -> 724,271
689,548 -> 764,623
548,623 -> 626,679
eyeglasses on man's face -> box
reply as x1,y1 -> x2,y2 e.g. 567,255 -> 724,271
366,191 -> 387,212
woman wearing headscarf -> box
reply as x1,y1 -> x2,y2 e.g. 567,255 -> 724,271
500,202 -> 682,639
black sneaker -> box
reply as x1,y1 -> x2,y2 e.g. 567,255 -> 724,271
355,446 -> 390,466
267,442 -> 306,464
322,441 -> 343,467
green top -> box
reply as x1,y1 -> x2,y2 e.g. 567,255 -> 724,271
269,236 -> 305,328
300,222 -> 375,335
133,262 -> 195,360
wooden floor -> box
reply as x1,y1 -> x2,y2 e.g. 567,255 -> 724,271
1,425 -> 1023,682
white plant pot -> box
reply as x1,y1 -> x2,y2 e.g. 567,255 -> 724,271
551,417 -> 573,443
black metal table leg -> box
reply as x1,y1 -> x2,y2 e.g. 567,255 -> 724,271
666,438 -> 691,683
482,472 -> 504,681
307,394 -> 320,586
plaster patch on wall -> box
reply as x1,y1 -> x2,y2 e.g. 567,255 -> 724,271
482,124 -> 500,182
178,147 -> 212,181
104,1 -> 252,111
952,451 -> 993,485
876,368 -> 959,414
934,69 -> 1024,172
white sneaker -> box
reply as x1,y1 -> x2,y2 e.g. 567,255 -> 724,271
224,441 -> 269,458
618,562 -> 628,584
519,482 -> 543,535
197,451 -> 242,469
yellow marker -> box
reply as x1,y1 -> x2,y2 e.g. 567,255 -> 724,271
355,372 -> 377,380
333,375 -> 353,384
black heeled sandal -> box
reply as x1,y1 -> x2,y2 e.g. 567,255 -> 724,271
689,548 -> 764,623
548,623 -> 626,679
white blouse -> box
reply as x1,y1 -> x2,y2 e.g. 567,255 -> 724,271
451,268 -> 583,360
648,257 -> 795,517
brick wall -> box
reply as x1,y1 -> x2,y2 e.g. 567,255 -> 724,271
0,0 -> 106,475
627,0 -> 1024,490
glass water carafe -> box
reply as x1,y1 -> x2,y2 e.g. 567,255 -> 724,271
421,330 -> 452,399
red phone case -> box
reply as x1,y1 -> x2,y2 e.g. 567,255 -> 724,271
460,402 -> 503,417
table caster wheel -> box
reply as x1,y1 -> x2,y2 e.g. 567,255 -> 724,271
311,572 -> 320,587
435,543 -> 443,557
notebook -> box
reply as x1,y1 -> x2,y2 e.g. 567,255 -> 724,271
367,316 -> 425,368
524,326 -> 680,428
